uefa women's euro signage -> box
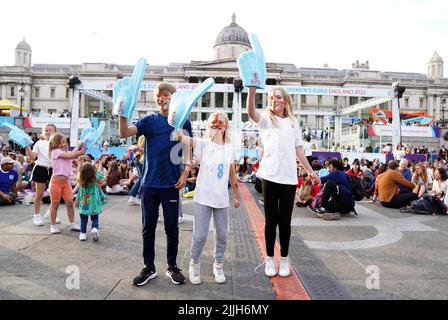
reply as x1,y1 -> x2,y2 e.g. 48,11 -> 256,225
78,81 -> 393,97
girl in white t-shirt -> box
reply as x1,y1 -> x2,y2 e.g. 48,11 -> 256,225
25,123 -> 57,227
175,112 -> 239,285
246,86 -> 318,278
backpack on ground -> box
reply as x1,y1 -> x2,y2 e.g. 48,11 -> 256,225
347,174 -> 366,201
404,195 -> 447,215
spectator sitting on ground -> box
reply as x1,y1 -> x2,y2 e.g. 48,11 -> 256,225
376,161 -> 417,209
0,157 -> 18,205
308,158 -> 355,220
430,168 -> 448,203
363,160 -> 376,197
398,159 -> 412,194
106,162 -> 128,194
318,159 -> 330,178
412,162 -> 432,198
346,159 -> 364,179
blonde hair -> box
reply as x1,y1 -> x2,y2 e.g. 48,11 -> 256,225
413,162 -> 428,184
137,135 -> 145,164
265,86 -> 297,127
204,112 -> 231,144
48,133 -> 66,157
41,123 -> 57,140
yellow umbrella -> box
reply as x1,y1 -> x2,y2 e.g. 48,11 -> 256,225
0,99 -> 30,111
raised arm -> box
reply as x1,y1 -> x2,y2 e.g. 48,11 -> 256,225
119,116 -> 138,138
247,87 -> 261,123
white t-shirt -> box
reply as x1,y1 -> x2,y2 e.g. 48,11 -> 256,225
32,139 -> 52,168
193,138 -> 235,208
303,142 -> 313,157
393,149 -> 405,160
256,113 -> 303,185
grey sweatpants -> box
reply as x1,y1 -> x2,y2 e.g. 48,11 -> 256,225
190,203 -> 229,264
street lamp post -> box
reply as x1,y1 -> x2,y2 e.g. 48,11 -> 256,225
19,84 -> 25,117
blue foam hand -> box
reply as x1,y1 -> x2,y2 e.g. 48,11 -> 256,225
112,57 -> 147,119
168,78 -> 215,129
80,121 -> 106,149
237,34 -> 266,89
1,122 -> 34,148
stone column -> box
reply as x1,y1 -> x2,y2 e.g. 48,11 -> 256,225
262,93 -> 267,108
223,79 -> 229,108
428,94 -> 434,117
435,96 -> 441,120
1,84 -> 7,100
210,92 -> 216,109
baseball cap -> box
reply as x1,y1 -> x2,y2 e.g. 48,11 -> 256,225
1,157 -> 15,165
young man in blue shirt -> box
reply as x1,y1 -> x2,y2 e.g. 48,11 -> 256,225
0,157 -> 18,206
119,82 -> 192,286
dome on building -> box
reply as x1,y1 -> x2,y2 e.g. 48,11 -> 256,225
214,14 -> 251,48
16,38 -> 31,51
429,51 -> 443,63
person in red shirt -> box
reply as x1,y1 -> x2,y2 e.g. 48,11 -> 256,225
346,159 -> 364,179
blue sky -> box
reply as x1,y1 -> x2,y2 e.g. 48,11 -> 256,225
2,0 -> 447,74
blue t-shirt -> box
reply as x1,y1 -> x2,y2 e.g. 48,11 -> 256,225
399,168 -> 413,192
0,169 -> 18,193
136,113 -> 192,188
320,170 -> 353,200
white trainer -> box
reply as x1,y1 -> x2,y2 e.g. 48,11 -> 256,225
33,214 -> 44,226
68,223 -> 80,232
50,225 -> 61,234
44,209 -> 61,224
178,215 -> 184,224
279,256 -> 291,277
265,256 -> 277,277
128,196 -> 140,205
91,228 -> 99,241
189,261 -> 201,285
79,233 -> 87,241
213,263 -> 226,284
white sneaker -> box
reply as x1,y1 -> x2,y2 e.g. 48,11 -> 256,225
265,256 -> 277,277
50,225 -> 61,234
91,228 -> 99,241
213,262 -> 226,284
33,214 -> 44,226
279,256 -> 291,277
79,233 -> 87,241
178,215 -> 184,224
68,223 -> 80,232
43,209 -> 61,224
128,196 -> 140,205
189,261 -> 201,285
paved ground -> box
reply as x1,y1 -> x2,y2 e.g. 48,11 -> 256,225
1,182 -> 448,300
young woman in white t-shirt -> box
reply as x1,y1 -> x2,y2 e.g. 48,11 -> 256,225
175,112 -> 239,285
247,86 -> 319,278
25,123 -> 57,227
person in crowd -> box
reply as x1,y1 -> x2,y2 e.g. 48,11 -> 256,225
308,158 -> 354,220
128,135 -> 145,205
393,144 -> 406,161
0,157 -> 18,205
47,133 -> 85,234
412,162 -> 432,198
106,162 -> 128,194
376,161 -> 417,209
346,159 -> 364,178
175,111 -> 239,284
246,84 -> 318,278
119,82 -> 192,286
75,163 -> 106,241
25,124 -> 57,226
430,167 -> 448,202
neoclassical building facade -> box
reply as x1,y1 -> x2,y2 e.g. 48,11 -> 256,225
1,15 -> 447,145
